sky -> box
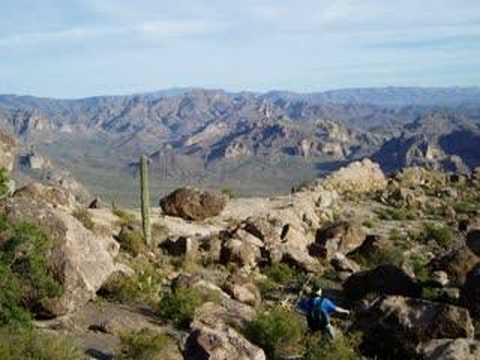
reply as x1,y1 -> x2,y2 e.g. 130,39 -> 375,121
0,0 -> 479,98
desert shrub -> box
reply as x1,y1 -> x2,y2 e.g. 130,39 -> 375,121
157,287 -> 216,329
244,307 -> 304,359
421,223 -> 454,248
119,329 -> 176,360
264,263 -> 296,284
117,228 -> 145,256
0,217 -> 62,324
352,245 -> 404,269
409,254 -> 429,282
453,200 -> 478,215
376,207 -> 416,221
113,208 -> 137,225
0,263 -> 31,326
99,259 -> 164,306
0,327 -> 85,360
304,333 -> 362,360
221,188 -> 236,199
72,208 -> 95,230
0,168 -> 9,199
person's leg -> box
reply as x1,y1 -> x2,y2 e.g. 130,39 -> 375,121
325,323 -> 336,339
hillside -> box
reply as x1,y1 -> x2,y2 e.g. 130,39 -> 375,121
1,133 -> 480,359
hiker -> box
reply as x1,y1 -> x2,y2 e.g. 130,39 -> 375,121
298,287 -> 350,339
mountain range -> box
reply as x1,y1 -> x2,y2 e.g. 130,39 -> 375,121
0,87 -> 479,205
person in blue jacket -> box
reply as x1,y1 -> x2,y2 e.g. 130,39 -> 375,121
299,287 -> 350,339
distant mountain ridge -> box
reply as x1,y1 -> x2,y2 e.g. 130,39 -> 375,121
0,86 -> 479,205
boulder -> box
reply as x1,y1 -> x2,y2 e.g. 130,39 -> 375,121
343,265 -> 422,301
13,182 -> 79,211
185,301 -> 264,360
220,237 -> 262,270
331,252 -> 361,274
160,188 -> 227,221
0,130 -> 16,172
4,193 -> 122,316
466,229 -> 480,257
224,274 -> 261,307
460,264 -> 480,319
419,339 -> 480,360
355,296 -> 474,359
310,221 -> 366,260
428,246 -> 479,285
320,159 -> 387,194
161,236 -> 198,258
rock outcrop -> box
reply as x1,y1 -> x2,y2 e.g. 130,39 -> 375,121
355,296 -> 474,358
428,246 -> 479,285
419,339 -> 480,360
185,300 -> 265,360
160,188 -> 227,221
3,185 -> 123,316
343,265 -> 422,301
320,159 -> 387,194
460,264 -> 480,319
309,221 -> 366,260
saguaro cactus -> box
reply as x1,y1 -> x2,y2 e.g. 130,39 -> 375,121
140,154 -> 152,247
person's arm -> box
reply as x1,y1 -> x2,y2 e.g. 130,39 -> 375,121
335,306 -> 350,315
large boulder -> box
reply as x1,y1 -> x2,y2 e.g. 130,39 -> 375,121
460,264 -> 480,319
428,246 -> 479,285
3,190 -> 122,316
160,187 -> 227,221
0,129 -> 16,172
310,221 -> 366,260
419,339 -> 480,360
185,301 -> 265,360
355,296 -> 474,359
320,159 -> 387,194
466,229 -> 480,257
343,265 -> 422,301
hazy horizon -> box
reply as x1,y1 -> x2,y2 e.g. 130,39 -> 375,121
1,1 -> 480,98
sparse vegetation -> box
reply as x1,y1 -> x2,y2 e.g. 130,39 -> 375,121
99,258 -> 164,306
113,208 -> 137,225
375,206 -> 416,221
72,208 -> 95,230
117,227 -> 145,256
0,327 -> 85,360
0,216 -> 63,325
304,333 -> 362,360
119,329 -> 176,360
244,307 -> 304,360
0,168 -> 9,199
420,222 -> 455,248
157,287 -> 218,330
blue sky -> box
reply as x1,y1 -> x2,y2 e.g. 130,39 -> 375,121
1,0 -> 479,98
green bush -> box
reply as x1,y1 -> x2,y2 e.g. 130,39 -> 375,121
100,259 -> 164,306
157,287 -> 215,330
453,201 -> 478,215
0,217 -> 62,325
304,333 -> 362,360
0,327 -> 85,360
244,307 -> 304,359
421,223 -> 454,248
264,263 -> 296,285
113,208 -> 137,225
119,329 -> 176,360
376,207 -> 416,221
72,208 -> 95,230
0,168 -> 9,199
117,228 -> 145,256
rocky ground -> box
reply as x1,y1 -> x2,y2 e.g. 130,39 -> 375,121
1,128 -> 480,359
